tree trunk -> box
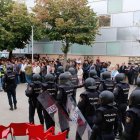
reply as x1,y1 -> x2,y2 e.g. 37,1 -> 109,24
9,50 -> 13,60
63,52 -> 67,71
63,38 -> 69,71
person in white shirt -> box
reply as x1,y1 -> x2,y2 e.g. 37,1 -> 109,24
20,60 -> 27,83
77,63 -> 83,85
33,62 -> 41,74
111,65 -> 119,80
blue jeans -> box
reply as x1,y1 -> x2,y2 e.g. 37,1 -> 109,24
25,74 -> 32,84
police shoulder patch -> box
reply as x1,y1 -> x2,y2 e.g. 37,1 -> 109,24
126,117 -> 131,123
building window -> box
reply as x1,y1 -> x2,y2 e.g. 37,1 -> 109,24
111,12 -> 133,27
108,0 -> 122,14
89,1 -> 107,15
98,15 -> 111,27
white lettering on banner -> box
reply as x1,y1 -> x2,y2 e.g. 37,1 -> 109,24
46,104 -> 57,114
71,110 -> 79,122
106,118 -> 115,122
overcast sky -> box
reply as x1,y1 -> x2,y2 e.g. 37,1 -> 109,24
25,0 -> 35,9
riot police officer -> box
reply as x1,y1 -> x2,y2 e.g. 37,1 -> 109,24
25,74 -> 44,125
68,67 -> 79,101
56,66 -> 64,83
42,73 -> 58,129
113,73 -> 130,138
123,90 -> 140,140
57,72 -> 82,137
99,71 -> 115,92
89,70 -> 101,89
135,77 -> 140,90
76,78 -> 100,140
90,90 -> 118,140
3,65 -> 17,110
57,72 -> 73,136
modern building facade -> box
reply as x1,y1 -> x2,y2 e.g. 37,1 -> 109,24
31,0 -> 140,57
89,0 -> 140,57
2,0 -> 140,58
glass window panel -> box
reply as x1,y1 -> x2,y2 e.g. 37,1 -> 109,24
13,49 -> 21,53
71,44 -> 93,55
117,27 -> 139,41
53,41 -> 63,54
123,0 -> 140,12
99,15 -> 111,27
96,28 -> 117,41
132,42 -> 140,56
71,44 -> 84,55
108,0 -> 122,14
120,42 -> 133,56
83,45 -> 93,55
111,12 -> 133,27
89,1 -> 107,15
44,42 -> 54,54
134,11 -> 140,26
107,42 -> 121,55
34,43 -> 45,54
92,43 -> 106,55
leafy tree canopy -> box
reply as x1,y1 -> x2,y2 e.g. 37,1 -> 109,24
34,0 -> 99,54
0,0 -> 46,57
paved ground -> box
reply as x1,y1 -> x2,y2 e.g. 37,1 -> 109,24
0,84 -> 136,139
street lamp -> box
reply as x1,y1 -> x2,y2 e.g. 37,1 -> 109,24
31,26 -> 34,63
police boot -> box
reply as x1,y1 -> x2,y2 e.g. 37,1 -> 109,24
14,104 -> 17,109
9,105 -> 13,111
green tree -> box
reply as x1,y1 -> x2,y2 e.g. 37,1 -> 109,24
34,0 -> 99,68
0,0 -> 46,58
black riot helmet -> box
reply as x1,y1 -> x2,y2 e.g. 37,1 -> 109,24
99,90 -> 115,106
115,73 -> 125,83
6,65 -> 13,73
32,74 -> 41,82
136,78 -> 140,87
45,74 -> 55,83
57,66 -> 64,73
59,72 -> 72,85
85,78 -> 97,90
102,71 -> 111,80
68,67 -> 76,75
89,70 -> 97,78
129,90 -> 140,106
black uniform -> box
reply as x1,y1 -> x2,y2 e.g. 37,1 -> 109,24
135,77 -> 140,90
89,70 -> 101,89
132,64 -> 139,85
55,66 -> 64,83
123,90 -> 140,140
99,71 -> 115,92
78,78 -> 99,127
99,79 -> 115,92
57,72 -> 82,136
42,82 -> 58,129
25,74 -> 44,125
90,91 -> 118,140
69,67 -> 79,101
76,78 -> 99,140
113,82 -> 130,136
3,66 -> 17,110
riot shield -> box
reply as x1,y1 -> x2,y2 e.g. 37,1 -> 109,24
67,95 -> 92,140
38,92 -> 92,140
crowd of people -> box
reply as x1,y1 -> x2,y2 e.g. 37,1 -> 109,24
1,56 -> 140,140
0,56 -> 139,86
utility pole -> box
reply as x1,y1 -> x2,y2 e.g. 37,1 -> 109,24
31,26 -> 34,63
